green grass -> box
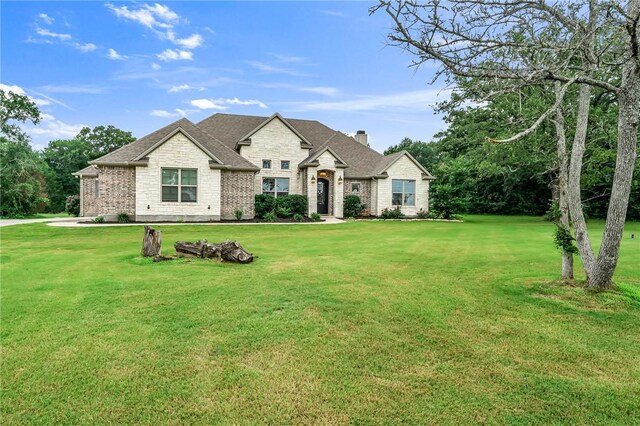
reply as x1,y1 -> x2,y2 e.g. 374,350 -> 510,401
1,216 -> 639,424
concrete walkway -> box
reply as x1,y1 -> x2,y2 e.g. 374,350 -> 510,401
48,216 -> 345,227
0,217 -> 85,228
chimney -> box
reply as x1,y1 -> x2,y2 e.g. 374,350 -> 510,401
354,130 -> 368,146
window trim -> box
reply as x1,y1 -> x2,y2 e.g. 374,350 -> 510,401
281,160 -> 290,170
262,159 -> 272,169
350,182 -> 361,194
391,179 -> 416,207
262,177 -> 290,198
161,168 -> 198,203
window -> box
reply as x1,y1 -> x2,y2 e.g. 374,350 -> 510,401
162,168 -> 197,202
281,160 -> 290,170
262,177 -> 289,197
392,179 -> 415,206
262,159 -> 271,169
351,182 -> 361,194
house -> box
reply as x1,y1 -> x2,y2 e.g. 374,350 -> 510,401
73,113 -> 434,221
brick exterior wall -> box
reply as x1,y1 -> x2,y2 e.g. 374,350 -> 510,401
221,171 -> 255,219
98,166 -> 136,219
344,179 -> 372,215
81,176 -> 100,216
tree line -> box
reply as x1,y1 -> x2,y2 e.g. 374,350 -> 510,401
0,89 -> 135,217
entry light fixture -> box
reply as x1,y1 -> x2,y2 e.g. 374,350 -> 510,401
338,176 -> 343,185
310,175 -> 316,184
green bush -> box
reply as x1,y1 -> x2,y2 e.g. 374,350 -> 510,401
310,212 -> 321,222
92,216 -> 104,223
65,194 -> 80,217
263,211 -> 276,222
416,208 -> 429,219
255,194 -> 276,218
381,207 -> 405,219
343,195 -> 365,218
234,208 -> 243,220
293,213 -> 304,222
117,212 -> 130,223
276,195 -> 308,216
276,206 -> 291,218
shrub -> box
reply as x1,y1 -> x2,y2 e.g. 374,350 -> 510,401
276,206 -> 291,218
544,200 -> 561,222
381,207 -> 405,219
344,195 -> 365,218
277,194 -> 308,216
553,225 -> 578,254
92,216 -> 104,223
416,208 -> 429,219
117,212 -> 130,223
310,212 -> 321,222
430,183 -> 468,220
293,213 -> 304,222
65,194 -> 80,217
263,211 -> 276,222
255,194 -> 276,218
234,208 -> 243,220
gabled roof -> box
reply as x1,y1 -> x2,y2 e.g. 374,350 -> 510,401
377,150 -> 435,180
89,118 -> 258,170
234,113 -> 313,150
72,165 -> 98,177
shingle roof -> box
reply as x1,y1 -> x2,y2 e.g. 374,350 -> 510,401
77,113 -> 432,179
72,164 -> 98,177
90,118 -> 257,170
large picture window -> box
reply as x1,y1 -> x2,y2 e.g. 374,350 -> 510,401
262,177 -> 289,198
392,179 -> 415,206
162,168 -> 197,202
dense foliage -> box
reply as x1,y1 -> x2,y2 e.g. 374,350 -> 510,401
343,195 -> 365,218
385,85 -> 640,220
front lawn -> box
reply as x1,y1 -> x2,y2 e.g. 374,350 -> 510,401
1,216 -> 639,424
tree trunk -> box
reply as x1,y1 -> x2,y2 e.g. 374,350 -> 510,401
588,58 -> 640,289
567,83 -> 597,279
554,82 -> 574,280
141,226 -> 162,257
174,240 -> 253,263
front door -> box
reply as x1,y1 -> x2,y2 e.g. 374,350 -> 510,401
317,178 -> 329,214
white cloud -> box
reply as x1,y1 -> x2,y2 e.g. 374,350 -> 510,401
247,61 -> 307,77
0,83 -> 26,95
107,48 -> 126,60
38,84 -> 105,94
36,27 -> 72,41
167,31 -> 203,49
168,84 -> 193,93
38,13 -> 54,25
74,42 -> 97,53
190,97 -> 268,110
270,53 -> 305,63
151,63 -> 161,70
157,49 -> 193,61
33,98 -> 51,106
291,89 -> 452,113
150,109 -> 181,118
301,86 -> 340,96
105,3 -> 178,29
29,113 -> 86,139
190,99 -> 227,110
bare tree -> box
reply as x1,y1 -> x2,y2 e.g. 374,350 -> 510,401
374,0 -> 640,289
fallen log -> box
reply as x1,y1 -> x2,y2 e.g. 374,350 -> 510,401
174,239 -> 253,263
142,226 -> 162,257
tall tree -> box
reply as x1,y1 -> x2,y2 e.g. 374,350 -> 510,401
76,125 -> 135,158
41,139 -> 92,212
0,89 -> 51,216
374,0 -> 640,289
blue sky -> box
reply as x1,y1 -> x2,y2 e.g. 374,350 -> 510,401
1,1 -> 448,152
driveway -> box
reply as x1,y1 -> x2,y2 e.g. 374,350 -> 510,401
0,217 -> 88,228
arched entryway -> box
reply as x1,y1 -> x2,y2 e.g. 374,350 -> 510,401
317,178 -> 329,214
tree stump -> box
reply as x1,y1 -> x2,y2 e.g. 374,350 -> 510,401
174,239 -> 253,263
142,226 -> 162,257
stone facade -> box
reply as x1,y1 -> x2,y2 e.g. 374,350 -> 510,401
80,176 -> 100,216
344,179 -> 372,215
221,171 -> 255,219
135,132 -> 221,221
98,166 -> 136,220
375,155 -> 430,216
239,117 -> 311,197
